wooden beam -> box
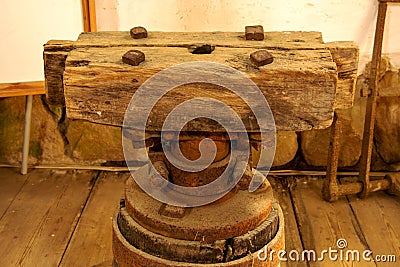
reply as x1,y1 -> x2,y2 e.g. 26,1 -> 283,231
0,81 -> 45,98
81,0 -> 97,32
43,40 -> 74,106
63,43 -> 338,131
88,0 -> 97,32
81,0 -> 90,32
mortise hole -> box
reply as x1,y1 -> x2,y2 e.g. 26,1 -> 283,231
70,60 -> 90,67
190,45 -> 215,54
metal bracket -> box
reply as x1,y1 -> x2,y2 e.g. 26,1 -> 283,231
358,0 -> 387,198
323,0 -> 400,201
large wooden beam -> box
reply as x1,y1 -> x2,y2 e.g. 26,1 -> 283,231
326,41 -> 359,109
73,31 -> 325,49
44,31 -> 359,132
43,40 -> 74,106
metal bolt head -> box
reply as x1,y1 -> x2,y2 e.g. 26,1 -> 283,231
250,50 -> 274,67
190,44 -> 215,54
130,26 -> 148,39
245,25 -> 264,41
122,50 -> 145,66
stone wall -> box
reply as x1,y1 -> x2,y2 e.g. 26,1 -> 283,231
299,57 -> 400,171
1,58 -> 399,171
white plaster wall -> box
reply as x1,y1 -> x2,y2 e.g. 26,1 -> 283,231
97,0 -> 400,71
0,0 -> 83,83
1,1 -> 399,83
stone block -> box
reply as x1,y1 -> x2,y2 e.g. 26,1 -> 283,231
375,97 -> 400,164
300,76 -> 366,167
253,131 -> 298,167
67,120 -> 124,162
359,57 -> 400,165
0,95 -> 71,165
300,116 -> 362,167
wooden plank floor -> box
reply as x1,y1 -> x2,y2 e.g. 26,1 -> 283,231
0,168 -> 398,266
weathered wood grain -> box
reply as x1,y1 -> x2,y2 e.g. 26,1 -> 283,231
60,172 -> 128,267
44,40 -> 74,106
1,169 -> 399,266
73,31 -> 325,50
0,169 -> 95,266
19,170 -> 97,266
347,192 -> 400,267
290,177 -> 375,267
326,41 -> 359,110
0,81 -> 45,98
44,32 -> 359,130
63,46 -> 337,131
268,177 -> 307,267
0,168 -> 28,219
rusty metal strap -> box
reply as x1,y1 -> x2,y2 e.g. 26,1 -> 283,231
358,1 -> 388,198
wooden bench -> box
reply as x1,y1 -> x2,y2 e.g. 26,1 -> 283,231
0,81 -> 45,174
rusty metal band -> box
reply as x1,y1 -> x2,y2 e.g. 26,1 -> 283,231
112,204 -> 285,267
117,201 -> 280,264
358,1 -> 388,198
124,173 -> 274,242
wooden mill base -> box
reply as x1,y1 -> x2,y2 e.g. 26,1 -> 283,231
112,174 -> 285,267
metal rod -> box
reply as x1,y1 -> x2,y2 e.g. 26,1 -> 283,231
0,163 -> 395,177
323,112 -> 341,201
21,95 -> 33,175
338,179 -> 391,196
358,1 -> 388,198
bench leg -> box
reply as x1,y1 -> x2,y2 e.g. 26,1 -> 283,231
21,95 -> 33,175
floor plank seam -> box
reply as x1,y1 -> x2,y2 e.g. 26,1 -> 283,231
18,207 -> 52,265
345,196 -> 378,267
57,170 -> 101,267
0,172 -> 30,221
287,178 -> 311,267
2,170 -> 398,266
339,176 -> 374,252
338,176 -> 378,267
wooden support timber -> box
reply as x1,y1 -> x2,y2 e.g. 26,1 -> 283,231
44,31 -> 359,132
81,0 -> 97,32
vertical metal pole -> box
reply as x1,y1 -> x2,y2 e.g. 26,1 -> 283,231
358,1 -> 387,198
21,95 -> 33,175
